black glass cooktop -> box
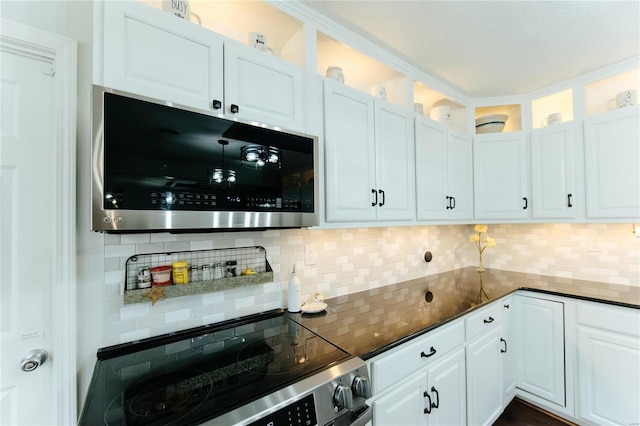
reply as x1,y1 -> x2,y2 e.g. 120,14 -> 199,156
79,310 -> 351,426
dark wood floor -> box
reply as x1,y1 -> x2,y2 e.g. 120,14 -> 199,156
493,398 -> 575,426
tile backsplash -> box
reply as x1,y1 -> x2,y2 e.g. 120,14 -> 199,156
102,223 -> 639,346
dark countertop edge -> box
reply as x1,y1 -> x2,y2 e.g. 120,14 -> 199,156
359,287 -> 639,361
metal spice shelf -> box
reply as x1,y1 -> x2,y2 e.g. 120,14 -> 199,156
123,246 -> 273,305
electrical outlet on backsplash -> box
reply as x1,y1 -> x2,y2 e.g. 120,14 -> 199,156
101,223 -> 639,345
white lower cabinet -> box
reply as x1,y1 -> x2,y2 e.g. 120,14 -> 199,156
500,298 -> 516,406
515,296 -> 565,407
466,323 -> 503,426
576,302 -> 640,426
373,348 -> 466,426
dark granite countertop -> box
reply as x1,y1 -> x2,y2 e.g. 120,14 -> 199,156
287,268 -> 639,360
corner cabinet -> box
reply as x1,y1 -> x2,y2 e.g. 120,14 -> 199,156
473,133 -> 530,220
515,296 -> 565,407
415,118 -> 473,221
102,1 -> 305,132
323,80 -> 415,222
584,105 -> 640,219
530,123 -> 578,219
575,301 -> 640,426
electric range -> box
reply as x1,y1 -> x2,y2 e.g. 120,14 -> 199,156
79,309 -> 371,426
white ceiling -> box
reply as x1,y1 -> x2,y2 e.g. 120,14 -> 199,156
300,0 -> 640,97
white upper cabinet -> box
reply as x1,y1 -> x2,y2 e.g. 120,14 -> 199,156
374,100 -> 416,221
323,80 -> 414,222
102,1 -> 305,132
584,105 -> 640,219
103,1 -> 223,111
530,123 -> 577,219
473,133 -> 530,220
223,43 -> 305,131
415,118 -> 473,220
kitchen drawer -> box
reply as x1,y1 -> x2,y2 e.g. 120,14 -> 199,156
465,302 -> 502,341
577,302 -> 640,337
370,320 -> 464,392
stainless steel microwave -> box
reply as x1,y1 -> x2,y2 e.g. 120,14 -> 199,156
91,86 -> 318,232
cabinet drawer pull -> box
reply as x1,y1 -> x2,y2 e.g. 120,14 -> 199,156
420,347 -> 437,358
446,196 -> 452,210
504,304 -> 510,309
500,338 -> 508,353
230,104 -> 239,114
371,189 -> 378,207
523,197 -> 528,210
431,386 -> 439,409
378,189 -> 385,207
483,316 -> 494,324
423,391 -> 432,414
212,99 -> 222,110
451,196 -> 456,209
567,193 -> 573,208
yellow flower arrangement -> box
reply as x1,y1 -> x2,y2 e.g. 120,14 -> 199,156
469,224 -> 496,305
469,224 -> 496,272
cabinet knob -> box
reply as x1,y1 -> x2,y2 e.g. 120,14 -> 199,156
212,99 -> 222,110
230,104 -> 239,114
334,384 -> 354,410
352,376 -> 371,398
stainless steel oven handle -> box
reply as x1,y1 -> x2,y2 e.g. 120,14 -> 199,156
349,405 -> 372,426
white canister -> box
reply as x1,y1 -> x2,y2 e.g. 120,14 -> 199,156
430,105 -> 451,124
326,66 -> 345,83
370,84 -> 387,100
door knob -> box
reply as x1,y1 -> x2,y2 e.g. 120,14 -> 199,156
21,349 -> 48,372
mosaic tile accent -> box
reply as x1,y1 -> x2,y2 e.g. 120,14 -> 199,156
101,223 -> 640,346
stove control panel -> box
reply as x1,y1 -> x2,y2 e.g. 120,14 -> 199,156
248,394 -> 317,426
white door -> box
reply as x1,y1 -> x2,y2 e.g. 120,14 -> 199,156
584,106 -> 640,218
373,372 -> 427,426
516,297 -> 565,406
466,327 -> 502,426
103,0 -> 224,111
323,81 -> 376,222
447,130 -> 473,220
530,123 -> 576,219
473,134 -> 529,220
415,118 -> 448,220
374,100 -> 414,221
426,348 -> 466,426
224,43 -> 304,132
0,21 -> 76,425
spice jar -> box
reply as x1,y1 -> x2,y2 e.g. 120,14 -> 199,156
172,261 -> 189,284
225,260 -> 237,277
190,265 -> 199,283
212,263 -> 223,280
201,264 -> 212,281
135,268 -> 151,289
